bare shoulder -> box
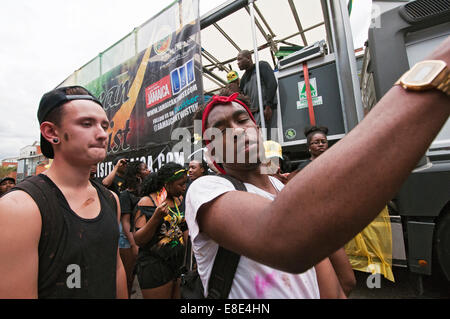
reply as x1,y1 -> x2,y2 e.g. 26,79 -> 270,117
137,195 -> 155,207
0,190 -> 40,298
109,190 -> 121,221
0,190 -> 41,220
0,190 -> 41,242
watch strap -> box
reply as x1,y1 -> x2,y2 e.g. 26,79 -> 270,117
435,68 -> 450,96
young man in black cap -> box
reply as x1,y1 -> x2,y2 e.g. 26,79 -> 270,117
0,86 -> 127,298
0,177 -> 15,197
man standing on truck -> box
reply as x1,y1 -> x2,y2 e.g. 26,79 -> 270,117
237,50 -> 278,138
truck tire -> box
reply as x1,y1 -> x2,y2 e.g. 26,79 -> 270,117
434,210 -> 450,282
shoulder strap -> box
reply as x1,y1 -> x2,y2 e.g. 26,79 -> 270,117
218,174 -> 247,191
90,178 -> 118,217
206,174 -> 246,299
148,194 -> 157,206
11,175 -> 62,251
207,247 -> 241,299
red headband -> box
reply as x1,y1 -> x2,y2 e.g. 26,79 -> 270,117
201,92 -> 256,174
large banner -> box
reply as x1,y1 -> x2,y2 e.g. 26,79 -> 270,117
85,0 -> 202,176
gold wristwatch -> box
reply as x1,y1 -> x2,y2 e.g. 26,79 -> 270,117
395,60 -> 450,96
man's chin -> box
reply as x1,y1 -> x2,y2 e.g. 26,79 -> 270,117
88,149 -> 107,162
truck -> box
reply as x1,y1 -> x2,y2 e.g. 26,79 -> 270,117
360,0 -> 450,293
58,0 -> 449,293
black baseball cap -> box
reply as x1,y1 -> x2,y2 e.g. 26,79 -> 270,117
38,85 -> 103,159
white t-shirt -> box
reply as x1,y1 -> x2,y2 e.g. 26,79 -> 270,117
185,175 -> 320,299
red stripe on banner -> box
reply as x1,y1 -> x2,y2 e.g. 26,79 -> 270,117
303,62 -> 316,126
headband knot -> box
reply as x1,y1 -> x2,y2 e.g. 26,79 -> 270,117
210,92 -> 240,104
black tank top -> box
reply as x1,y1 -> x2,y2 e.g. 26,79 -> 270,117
12,174 -> 119,299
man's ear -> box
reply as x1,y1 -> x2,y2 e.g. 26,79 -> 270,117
40,121 -> 60,144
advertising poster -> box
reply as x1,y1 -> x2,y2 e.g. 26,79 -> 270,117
85,0 -> 203,176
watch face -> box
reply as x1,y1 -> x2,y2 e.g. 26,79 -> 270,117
403,60 -> 446,86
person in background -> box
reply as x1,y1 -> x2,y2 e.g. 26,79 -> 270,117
296,126 -> 330,173
0,177 -> 16,197
118,160 -> 150,298
103,157 -> 127,196
287,126 -> 331,181
185,158 -> 209,270
188,159 -> 208,183
288,125 -> 356,296
133,163 -> 188,299
237,49 -> 278,140
261,140 -> 290,184
225,70 -> 241,94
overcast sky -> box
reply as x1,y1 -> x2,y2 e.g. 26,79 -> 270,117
0,0 -> 371,161
0,0 -> 224,160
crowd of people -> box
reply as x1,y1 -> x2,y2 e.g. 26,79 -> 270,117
87,157 -> 209,299
0,37 -> 449,299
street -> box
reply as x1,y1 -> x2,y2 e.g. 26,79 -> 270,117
349,267 -> 450,299
130,267 -> 450,299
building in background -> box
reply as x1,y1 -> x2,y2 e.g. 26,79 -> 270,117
0,156 -> 18,180
16,141 -> 49,182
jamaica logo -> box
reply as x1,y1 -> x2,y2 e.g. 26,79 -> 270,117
154,26 -> 172,55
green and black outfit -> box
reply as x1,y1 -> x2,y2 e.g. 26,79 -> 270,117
135,196 -> 187,289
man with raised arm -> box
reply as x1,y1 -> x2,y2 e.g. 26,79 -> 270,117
185,38 -> 450,298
